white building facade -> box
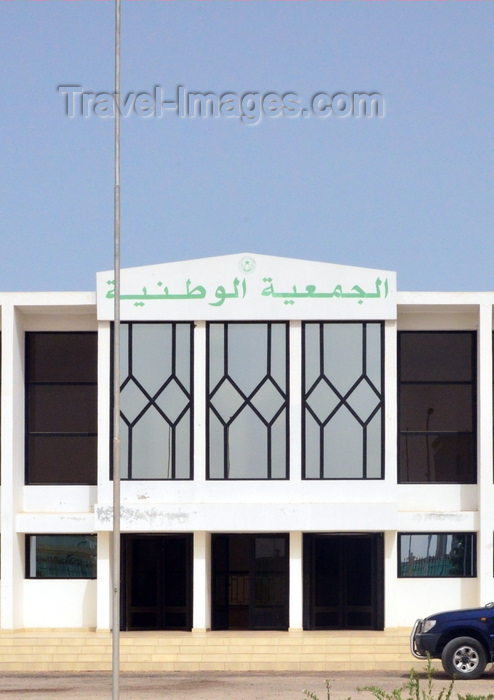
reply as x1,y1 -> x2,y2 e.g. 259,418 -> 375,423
0,254 -> 492,638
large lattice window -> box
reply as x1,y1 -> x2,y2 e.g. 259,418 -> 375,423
119,323 -> 193,480
303,322 -> 384,479
207,322 -> 289,479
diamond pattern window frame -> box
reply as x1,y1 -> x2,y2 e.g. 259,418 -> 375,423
206,322 -> 289,480
113,322 -> 194,481
302,321 -> 385,480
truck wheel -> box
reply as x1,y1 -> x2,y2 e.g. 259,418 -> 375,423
441,637 -> 487,679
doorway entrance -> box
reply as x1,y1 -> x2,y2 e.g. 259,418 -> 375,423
303,533 -> 384,630
121,534 -> 192,631
212,534 -> 289,630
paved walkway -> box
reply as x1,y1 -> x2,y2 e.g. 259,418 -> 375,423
0,669 -> 493,700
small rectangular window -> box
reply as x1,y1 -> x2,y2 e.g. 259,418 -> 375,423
26,535 -> 97,579
398,533 -> 476,577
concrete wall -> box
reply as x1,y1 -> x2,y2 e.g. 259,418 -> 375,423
1,289 -> 494,632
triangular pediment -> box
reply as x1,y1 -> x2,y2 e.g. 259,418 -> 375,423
97,252 -> 396,321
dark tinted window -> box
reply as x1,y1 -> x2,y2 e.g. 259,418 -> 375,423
398,332 -> 476,484
398,533 -> 475,577
400,333 -> 473,382
26,534 -> 97,578
27,333 -> 97,383
26,332 -> 97,485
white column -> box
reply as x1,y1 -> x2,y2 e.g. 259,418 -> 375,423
193,531 -> 211,630
289,321 -> 302,483
477,303 -> 493,604
96,321 -> 112,630
288,324 -> 303,629
97,321 -> 112,504
383,531 -> 398,627
1,304 -> 26,629
96,531 -> 111,630
194,322 -> 206,483
384,319 -> 398,486
191,324 -> 209,629
383,319 -> 398,629
289,531 -> 303,630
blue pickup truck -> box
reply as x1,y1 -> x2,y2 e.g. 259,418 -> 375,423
411,603 -> 494,679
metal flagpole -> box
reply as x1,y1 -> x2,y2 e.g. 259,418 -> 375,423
112,0 -> 121,698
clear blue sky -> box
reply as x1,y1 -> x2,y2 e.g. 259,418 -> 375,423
2,1 -> 493,292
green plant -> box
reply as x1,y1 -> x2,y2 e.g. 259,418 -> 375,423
361,656 -> 454,700
302,655 -> 457,700
302,678 -> 333,700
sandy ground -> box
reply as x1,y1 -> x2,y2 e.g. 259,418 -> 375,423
0,669 -> 493,700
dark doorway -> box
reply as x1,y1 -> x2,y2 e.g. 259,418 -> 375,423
121,534 -> 192,631
303,534 -> 384,630
212,534 -> 289,630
